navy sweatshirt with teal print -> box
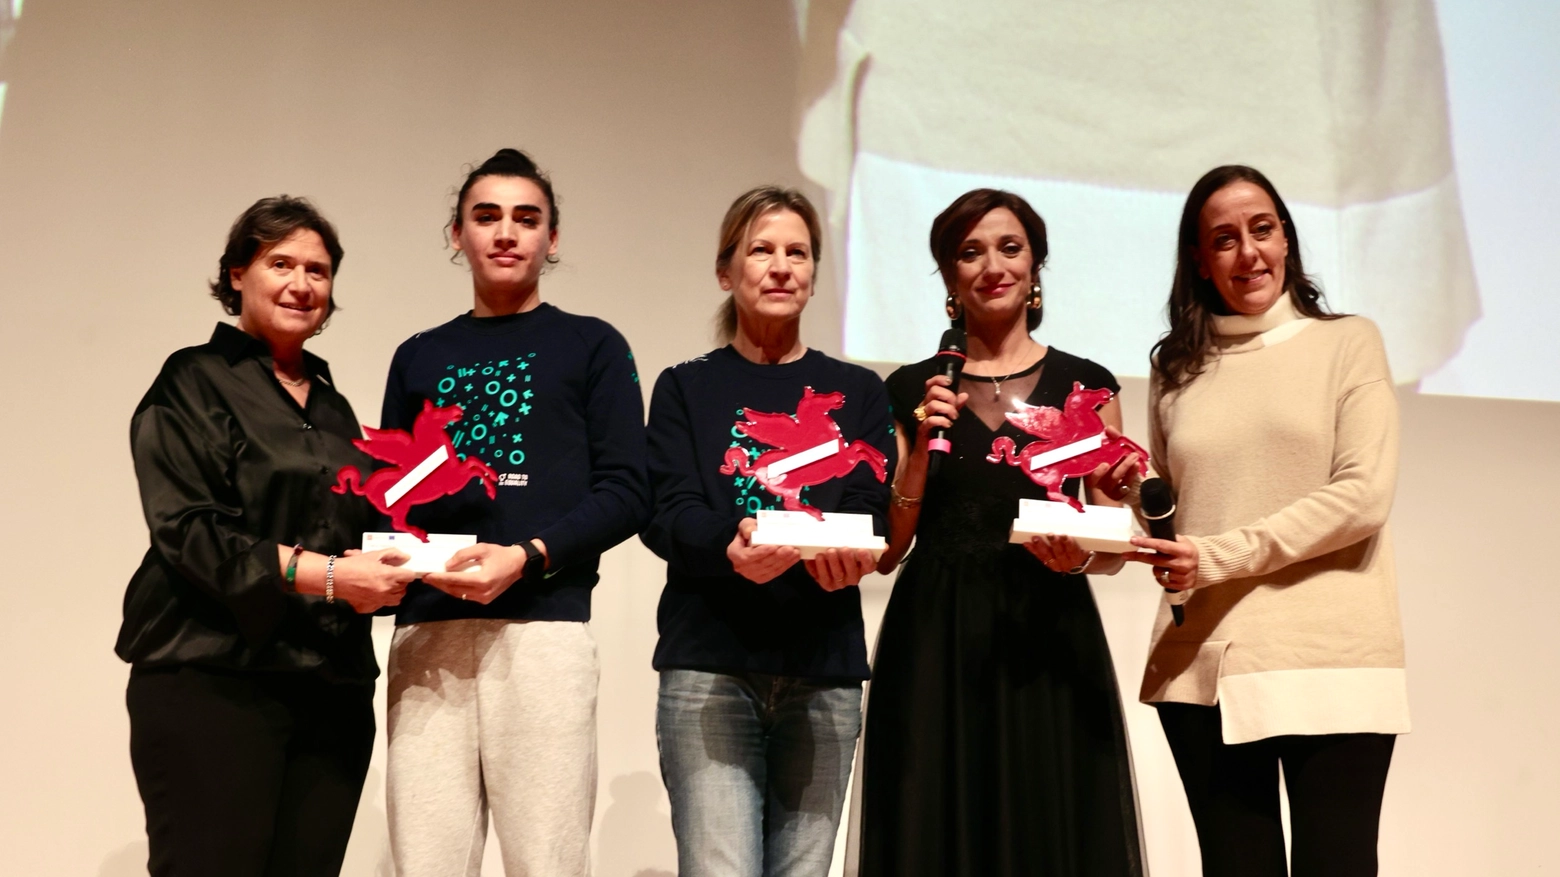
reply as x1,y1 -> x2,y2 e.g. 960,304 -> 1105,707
381,304 -> 650,625
643,346 -> 896,680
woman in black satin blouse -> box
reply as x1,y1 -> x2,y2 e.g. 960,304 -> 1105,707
116,196 -> 416,877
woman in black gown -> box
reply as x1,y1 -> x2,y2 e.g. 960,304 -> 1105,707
856,189 -> 1145,876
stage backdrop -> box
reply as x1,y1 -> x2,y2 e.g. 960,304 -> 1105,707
0,2 -> 1556,876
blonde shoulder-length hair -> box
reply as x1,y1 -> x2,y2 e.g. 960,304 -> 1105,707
712,186 -> 824,342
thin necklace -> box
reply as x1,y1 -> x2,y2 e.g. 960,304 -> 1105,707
275,372 -> 308,388
992,368 -> 1016,400
986,342 -> 1038,400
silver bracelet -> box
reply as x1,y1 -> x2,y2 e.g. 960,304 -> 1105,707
1066,551 -> 1097,575
325,555 -> 336,604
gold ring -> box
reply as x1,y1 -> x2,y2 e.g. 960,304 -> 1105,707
913,405 -> 929,422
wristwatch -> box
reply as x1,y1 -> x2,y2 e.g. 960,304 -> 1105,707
517,540 -> 547,581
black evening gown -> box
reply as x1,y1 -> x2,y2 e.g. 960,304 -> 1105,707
857,348 -> 1144,877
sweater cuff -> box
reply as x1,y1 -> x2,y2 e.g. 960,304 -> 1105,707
1190,533 -> 1253,588
683,520 -> 742,578
533,524 -> 582,575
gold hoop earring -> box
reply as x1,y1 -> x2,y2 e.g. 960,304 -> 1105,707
945,293 -> 963,320
1028,282 -> 1043,310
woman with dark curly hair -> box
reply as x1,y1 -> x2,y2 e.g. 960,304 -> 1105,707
856,188 -> 1144,877
118,195 -> 415,877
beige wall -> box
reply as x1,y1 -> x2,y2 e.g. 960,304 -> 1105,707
0,3 -> 1555,875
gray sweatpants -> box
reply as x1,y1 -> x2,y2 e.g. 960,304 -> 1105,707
386,618 -> 599,876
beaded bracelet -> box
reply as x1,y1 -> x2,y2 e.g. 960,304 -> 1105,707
284,543 -> 304,590
325,555 -> 337,604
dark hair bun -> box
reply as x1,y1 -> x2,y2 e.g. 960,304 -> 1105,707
481,148 -> 540,175
451,147 -> 560,234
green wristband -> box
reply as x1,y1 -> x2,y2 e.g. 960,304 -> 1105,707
285,543 -> 304,589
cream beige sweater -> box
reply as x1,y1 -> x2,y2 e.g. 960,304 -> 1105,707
1140,296 -> 1410,744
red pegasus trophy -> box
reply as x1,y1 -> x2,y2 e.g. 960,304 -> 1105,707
332,399 -> 499,569
719,387 -> 889,558
987,382 -> 1150,552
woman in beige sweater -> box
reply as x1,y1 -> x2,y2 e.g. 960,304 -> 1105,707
1121,165 -> 1409,877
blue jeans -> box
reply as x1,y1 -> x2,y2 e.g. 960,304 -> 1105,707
656,669 -> 863,877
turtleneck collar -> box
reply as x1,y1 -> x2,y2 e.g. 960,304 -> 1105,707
1211,292 -> 1300,336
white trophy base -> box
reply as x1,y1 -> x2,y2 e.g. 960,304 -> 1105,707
749,510 -> 887,560
1007,499 -> 1141,554
362,532 -> 478,574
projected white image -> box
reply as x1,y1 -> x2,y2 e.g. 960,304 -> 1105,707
795,0 -> 1521,396
0,0 -> 19,133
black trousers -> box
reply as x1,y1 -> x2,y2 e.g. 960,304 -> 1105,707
1157,703 -> 1395,877
127,665 -> 375,877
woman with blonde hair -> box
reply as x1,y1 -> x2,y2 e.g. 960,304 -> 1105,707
642,186 -> 895,876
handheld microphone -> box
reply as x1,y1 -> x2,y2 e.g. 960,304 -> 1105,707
927,329 -> 967,478
1139,477 -> 1187,627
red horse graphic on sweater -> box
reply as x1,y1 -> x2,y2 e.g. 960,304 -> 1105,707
986,382 -> 1149,511
332,400 -> 498,540
719,387 -> 888,521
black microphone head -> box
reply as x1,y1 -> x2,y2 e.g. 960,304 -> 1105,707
1140,477 -> 1174,517
937,329 -> 967,356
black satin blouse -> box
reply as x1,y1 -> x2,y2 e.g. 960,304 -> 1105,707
115,323 -> 379,683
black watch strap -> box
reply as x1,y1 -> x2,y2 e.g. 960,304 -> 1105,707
517,540 -> 547,580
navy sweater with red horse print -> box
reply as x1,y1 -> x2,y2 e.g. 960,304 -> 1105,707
643,345 -> 895,680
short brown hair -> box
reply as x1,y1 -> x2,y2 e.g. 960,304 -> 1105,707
713,186 -> 824,342
209,196 -> 344,317
929,189 -> 1048,332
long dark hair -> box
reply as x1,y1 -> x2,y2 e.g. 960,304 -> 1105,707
209,195 -> 344,317
1151,165 -> 1342,393
929,189 -> 1048,332
448,148 -> 560,265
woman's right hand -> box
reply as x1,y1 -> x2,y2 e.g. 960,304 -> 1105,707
1088,425 -> 1143,502
328,548 -> 417,614
727,518 -> 801,584
913,374 -> 969,454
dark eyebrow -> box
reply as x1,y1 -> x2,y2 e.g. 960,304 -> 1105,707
469,202 -> 543,214
1209,212 -> 1278,232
